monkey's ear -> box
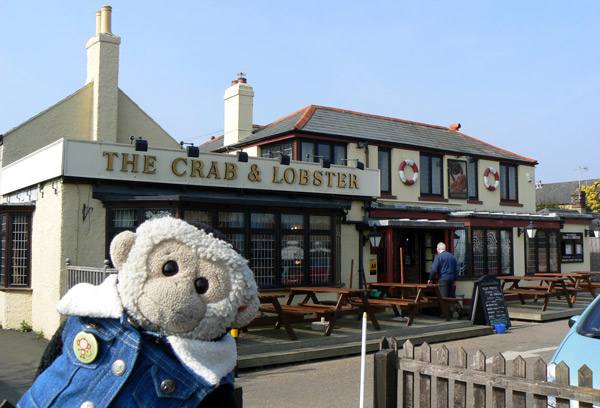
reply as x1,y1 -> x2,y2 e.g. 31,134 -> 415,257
110,231 -> 137,270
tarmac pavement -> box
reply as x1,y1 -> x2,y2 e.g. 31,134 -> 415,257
0,329 -> 49,406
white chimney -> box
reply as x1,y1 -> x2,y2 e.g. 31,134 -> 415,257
86,5 -> 120,142
223,74 -> 254,147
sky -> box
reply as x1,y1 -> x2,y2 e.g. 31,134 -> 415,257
1,1 -> 598,184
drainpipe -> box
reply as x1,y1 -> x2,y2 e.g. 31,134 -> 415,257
357,200 -> 372,289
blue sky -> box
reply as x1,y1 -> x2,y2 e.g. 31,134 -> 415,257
1,1 -> 598,183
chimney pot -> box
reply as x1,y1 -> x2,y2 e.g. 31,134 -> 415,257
449,123 -> 461,131
96,11 -> 101,35
231,80 -> 238,86
237,77 -> 247,84
100,5 -> 112,34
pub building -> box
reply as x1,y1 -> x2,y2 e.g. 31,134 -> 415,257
0,6 -> 594,337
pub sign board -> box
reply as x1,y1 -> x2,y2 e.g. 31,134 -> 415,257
561,232 -> 584,263
470,275 -> 511,328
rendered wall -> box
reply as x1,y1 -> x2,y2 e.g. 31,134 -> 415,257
0,291 -> 32,330
116,91 -> 180,149
30,179 -> 65,337
2,86 -> 93,166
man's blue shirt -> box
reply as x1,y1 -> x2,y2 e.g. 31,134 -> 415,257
428,250 -> 459,282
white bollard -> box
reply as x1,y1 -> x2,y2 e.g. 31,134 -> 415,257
359,312 -> 367,408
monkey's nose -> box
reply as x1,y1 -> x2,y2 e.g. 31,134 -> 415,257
195,277 -> 209,294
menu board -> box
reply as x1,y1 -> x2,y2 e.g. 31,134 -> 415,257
470,275 -> 511,328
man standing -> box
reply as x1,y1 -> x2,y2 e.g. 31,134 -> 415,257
427,242 -> 462,318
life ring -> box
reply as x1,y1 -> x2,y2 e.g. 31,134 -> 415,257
399,159 -> 419,186
483,167 -> 500,191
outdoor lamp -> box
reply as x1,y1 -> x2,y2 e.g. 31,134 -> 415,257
237,151 -> 249,162
367,228 -> 383,248
585,221 -> 600,238
130,136 -> 148,152
279,154 -> 291,165
306,154 -> 330,168
341,158 -> 365,170
180,141 -> 199,157
518,221 -> 537,239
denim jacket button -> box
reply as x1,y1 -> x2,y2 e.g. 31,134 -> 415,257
111,359 -> 127,376
160,379 -> 177,395
81,401 -> 96,408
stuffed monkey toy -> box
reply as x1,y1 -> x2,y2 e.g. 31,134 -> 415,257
18,217 -> 259,408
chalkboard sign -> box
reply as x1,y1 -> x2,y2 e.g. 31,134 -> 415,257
470,275 -> 511,328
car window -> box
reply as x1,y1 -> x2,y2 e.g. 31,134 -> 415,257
579,301 -> 600,337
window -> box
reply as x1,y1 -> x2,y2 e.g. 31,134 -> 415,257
500,163 -> 518,202
107,207 -> 175,250
182,208 -> 340,289
525,230 -> 560,274
471,228 -> 513,277
261,141 -> 293,160
0,210 -> 33,288
378,148 -> 391,194
468,159 -> 478,200
453,229 -> 468,277
420,154 -> 443,196
301,141 -> 346,165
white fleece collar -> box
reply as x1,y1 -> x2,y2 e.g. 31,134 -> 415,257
56,276 -> 235,385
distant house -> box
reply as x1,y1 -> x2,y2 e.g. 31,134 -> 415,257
536,179 -> 600,209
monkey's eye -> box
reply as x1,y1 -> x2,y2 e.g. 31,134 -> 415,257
162,260 -> 179,276
195,277 -> 209,294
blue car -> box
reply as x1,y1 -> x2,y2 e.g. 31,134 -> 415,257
548,295 -> 600,406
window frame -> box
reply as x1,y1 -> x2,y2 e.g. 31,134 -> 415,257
0,209 -> 33,289
500,163 -> 519,202
470,227 -> 514,278
525,229 -> 561,274
420,153 -> 444,197
300,140 -> 346,165
467,159 -> 478,200
378,147 -> 391,195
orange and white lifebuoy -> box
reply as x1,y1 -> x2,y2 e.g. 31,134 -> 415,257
483,167 -> 500,191
399,159 -> 419,186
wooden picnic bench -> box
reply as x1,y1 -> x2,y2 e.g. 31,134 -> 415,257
362,282 -> 452,326
498,276 -> 575,311
259,287 -> 381,336
535,272 -> 597,303
245,293 -> 307,340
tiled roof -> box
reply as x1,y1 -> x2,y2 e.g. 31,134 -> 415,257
232,105 -> 536,164
536,179 -> 600,205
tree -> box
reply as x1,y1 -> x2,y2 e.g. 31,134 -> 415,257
582,182 -> 600,213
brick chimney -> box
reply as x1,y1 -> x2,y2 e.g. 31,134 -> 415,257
85,5 -> 120,142
223,74 -> 254,147
571,189 -> 587,213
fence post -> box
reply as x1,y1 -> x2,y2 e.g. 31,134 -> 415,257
490,353 -> 506,408
578,364 -> 593,408
453,347 -> 467,407
512,356 -> 526,408
374,348 -> 398,408
555,361 -> 570,408
472,350 -> 486,407
532,358 -> 548,408
402,340 -> 415,408
417,343 -> 432,408
435,345 -> 450,408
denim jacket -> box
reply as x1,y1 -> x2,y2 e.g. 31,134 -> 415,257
18,316 -> 234,408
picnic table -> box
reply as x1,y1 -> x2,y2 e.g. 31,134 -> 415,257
363,282 -> 452,326
498,276 -> 575,311
249,293 -> 302,340
259,287 -> 381,336
535,272 -> 597,303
